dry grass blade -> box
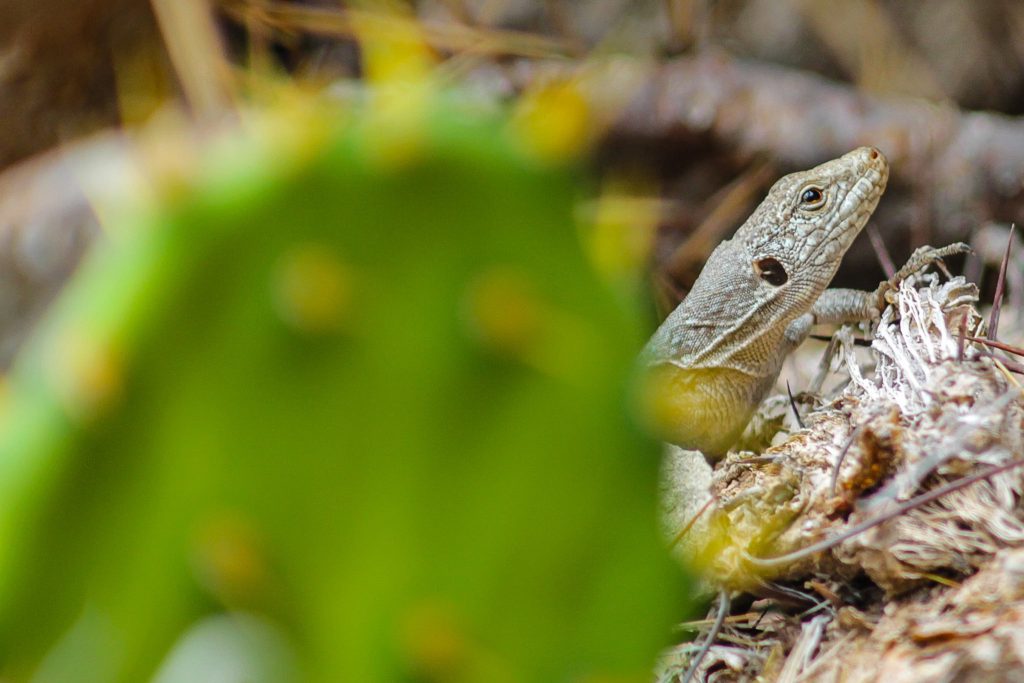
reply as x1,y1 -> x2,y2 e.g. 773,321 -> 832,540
435,0 -> 475,24
957,310 -> 968,361
829,424 -> 861,495
655,271 -> 688,318
152,0 -> 235,118
963,334 -> 1024,358
988,223 -> 1015,340
797,0 -> 944,98
866,224 -> 896,279
786,380 -> 805,429
810,334 -> 870,346
978,349 -> 1024,377
665,158 -> 775,281
792,632 -> 854,683
670,495 -> 716,548
676,612 -> 762,631
217,0 -> 575,58
682,590 -> 730,683
730,455 -> 781,465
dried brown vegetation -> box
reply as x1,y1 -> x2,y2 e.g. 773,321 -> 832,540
662,244 -> 1024,680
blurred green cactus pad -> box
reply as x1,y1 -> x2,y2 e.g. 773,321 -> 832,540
0,99 -> 686,681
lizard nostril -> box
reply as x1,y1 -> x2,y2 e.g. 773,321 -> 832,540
870,148 -> 879,160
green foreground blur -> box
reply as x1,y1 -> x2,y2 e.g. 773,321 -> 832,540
0,101 -> 687,681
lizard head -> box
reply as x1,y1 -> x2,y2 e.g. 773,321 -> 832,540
738,146 -> 889,302
635,148 -> 889,457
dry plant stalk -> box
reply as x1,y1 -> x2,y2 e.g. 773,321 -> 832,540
661,268 -> 1024,682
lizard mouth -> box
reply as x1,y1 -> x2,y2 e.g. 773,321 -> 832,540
837,166 -> 886,222
815,150 -> 889,261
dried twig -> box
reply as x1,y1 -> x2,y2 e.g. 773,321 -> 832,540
829,425 -> 862,495
670,494 -> 716,548
786,380 -> 805,430
866,224 -> 896,279
682,590 -> 730,683
964,335 -> 1024,358
152,0 -> 236,119
957,311 -> 968,361
665,158 -> 775,283
744,458 -> 1024,570
988,223 -> 1015,341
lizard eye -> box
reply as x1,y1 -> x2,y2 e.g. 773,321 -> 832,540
799,186 -> 826,210
754,257 -> 788,286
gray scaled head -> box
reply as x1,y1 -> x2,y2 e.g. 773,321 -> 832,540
736,146 -> 889,304
641,146 -> 890,370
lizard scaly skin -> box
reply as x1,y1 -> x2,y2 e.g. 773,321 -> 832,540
639,147 -> 889,461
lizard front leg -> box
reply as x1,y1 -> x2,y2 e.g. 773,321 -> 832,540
781,242 -> 971,351
782,243 -> 973,394
875,243 -> 971,307
779,288 -> 880,419
783,288 -> 879,351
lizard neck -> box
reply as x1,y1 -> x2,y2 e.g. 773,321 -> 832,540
636,363 -> 776,459
644,238 -> 798,380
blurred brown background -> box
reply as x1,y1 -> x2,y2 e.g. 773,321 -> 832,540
3,0 -> 1024,331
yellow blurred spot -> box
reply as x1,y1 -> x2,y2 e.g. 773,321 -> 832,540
363,84 -> 432,168
192,512 -> 268,606
464,268 -> 601,382
583,178 -> 661,284
358,11 -> 435,85
464,269 -> 544,357
112,38 -> 173,127
51,332 -> 124,424
511,79 -> 593,163
136,108 -> 203,205
0,376 -> 12,418
356,11 -> 437,168
243,94 -> 334,174
399,600 -> 468,680
272,244 -> 354,335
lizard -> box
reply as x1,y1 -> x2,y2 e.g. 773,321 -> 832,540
638,146 -> 967,462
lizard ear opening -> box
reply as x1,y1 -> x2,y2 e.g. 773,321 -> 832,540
754,257 -> 788,286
